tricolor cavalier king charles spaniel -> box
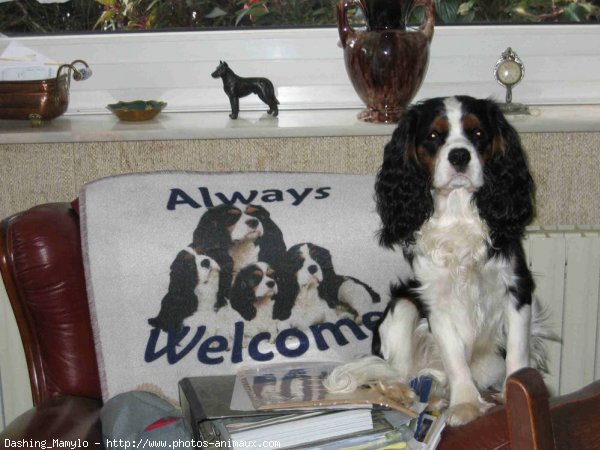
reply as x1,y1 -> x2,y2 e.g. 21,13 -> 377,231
216,262 -> 279,344
148,246 -> 220,332
326,96 -> 555,427
274,243 -> 380,326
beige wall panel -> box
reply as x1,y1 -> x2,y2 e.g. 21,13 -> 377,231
1,132 -> 599,224
522,133 -> 599,225
73,142 -> 124,187
0,143 -> 75,219
92,137 -> 387,175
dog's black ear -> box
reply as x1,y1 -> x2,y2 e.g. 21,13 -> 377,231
246,204 -> 268,219
475,100 -> 534,248
230,273 -> 257,321
311,244 -> 332,268
203,248 -> 232,310
148,250 -> 200,332
192,205 -> 236,249
272,268 -> 298,321
249,204 -> 287,268
375,107 -> 433,247
168,250 -> 198,293
310,244 -> 339,308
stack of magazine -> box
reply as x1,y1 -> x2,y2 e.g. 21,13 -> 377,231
179,361 -> 446,450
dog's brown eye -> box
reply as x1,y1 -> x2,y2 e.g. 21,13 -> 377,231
428,131 -> 439,141
471,128 -> 484,139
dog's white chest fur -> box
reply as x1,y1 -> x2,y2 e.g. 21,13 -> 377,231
283,285 -> 337,328
405,188 -> 516,392
416,189 -> 488,271
230,241 -> 260,273
412,189 -> 513,366
244,299 -> 277,340
413,188 -> 493,309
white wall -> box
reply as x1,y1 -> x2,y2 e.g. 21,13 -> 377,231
0,280 -> 32,431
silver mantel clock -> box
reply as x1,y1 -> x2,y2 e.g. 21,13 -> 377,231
494,47 -> 530,115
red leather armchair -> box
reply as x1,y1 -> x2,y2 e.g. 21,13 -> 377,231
0,203 -> 103,447
1,203 -> 599,449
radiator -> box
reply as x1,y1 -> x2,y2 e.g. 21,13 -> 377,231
524,226 -> 600,396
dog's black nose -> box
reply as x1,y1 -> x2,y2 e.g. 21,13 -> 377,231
308,265 -> 318,274
246,218 -> 259,229
448,148 -> 471,171
200,258 -> 211,269
266,281 -> 275,288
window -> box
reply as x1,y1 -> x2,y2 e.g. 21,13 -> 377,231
1,1 -> 599,115
1,0 -> 598,33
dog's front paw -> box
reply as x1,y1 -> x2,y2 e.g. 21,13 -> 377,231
428,396 -> 449,412
445,397 -> 494,427
229,113 -> 238,119
445,403 -> 481,426
372,380 -> 417,407
491,390 -> 506,404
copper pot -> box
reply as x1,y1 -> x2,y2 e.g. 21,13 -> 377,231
0,60 -> 91,125
337,0 -> 435,123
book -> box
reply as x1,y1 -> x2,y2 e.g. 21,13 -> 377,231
302,409 -> 415,450
216,408 -> 375,449
410,376 -> 434,440
179,372 -> 381,450
407,412 -> 446,450
408,376 -> 447,450
179,374 -> 290,443
237,361 -> 418,418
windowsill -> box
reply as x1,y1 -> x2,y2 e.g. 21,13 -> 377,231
1,104 -> 600,144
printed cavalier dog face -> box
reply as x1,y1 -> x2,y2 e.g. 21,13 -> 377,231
192,204 -> 286,275
274,243 -> 380,327
326,96 -> 556,427
230,262 -> 279,321
215,261 -> 280,345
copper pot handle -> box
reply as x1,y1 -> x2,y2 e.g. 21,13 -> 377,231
57,60 -> 93,82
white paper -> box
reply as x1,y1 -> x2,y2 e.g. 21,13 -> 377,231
0,40 -> 59,80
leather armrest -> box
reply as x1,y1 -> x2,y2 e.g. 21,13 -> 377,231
437,406 -> 509,450
0,395 -> 103,448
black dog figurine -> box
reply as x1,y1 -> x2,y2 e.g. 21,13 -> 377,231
211,61 -> 279,119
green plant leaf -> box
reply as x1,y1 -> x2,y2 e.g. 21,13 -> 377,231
563,3 -> 585,22
457,1 -> 475,16
235,7 -> 252,25
205,6 -> 227,18
435,0 -> 460,23
94,9 -> 116,29
234,3 -> 268,25
95,0 -> 117,6
146,0 -> 162,12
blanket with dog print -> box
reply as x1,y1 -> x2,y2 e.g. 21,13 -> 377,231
80,172 -> 411,403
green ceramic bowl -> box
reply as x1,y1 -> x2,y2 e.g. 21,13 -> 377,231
107,100 -> 167,121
